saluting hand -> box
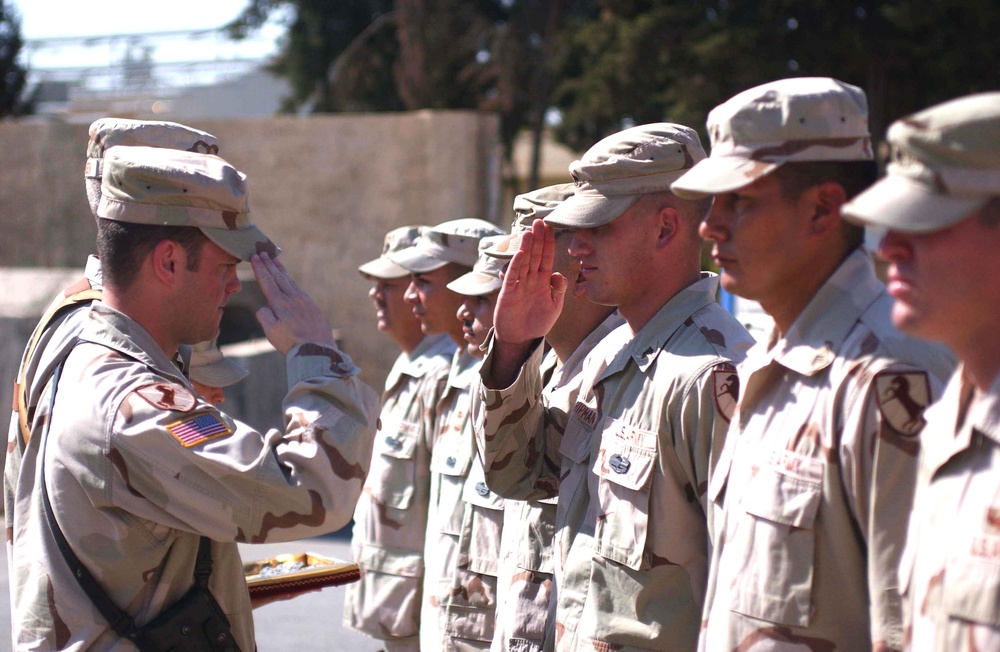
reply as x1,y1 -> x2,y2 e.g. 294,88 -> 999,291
252,252 -> 337,355
489,219 -> 566,387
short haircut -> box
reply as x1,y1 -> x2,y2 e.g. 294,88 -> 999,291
97,219 -> 207,290
773,161 -> 877,249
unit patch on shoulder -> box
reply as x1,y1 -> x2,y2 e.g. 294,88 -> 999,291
134,382 -> 196,413
874,371 -> 931,437
166,412 -> 232,448
712,368 -> 740,423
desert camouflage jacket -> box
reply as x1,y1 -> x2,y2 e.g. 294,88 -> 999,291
701,250 -> 955,652
420,347 -> 483,650
901,366 -> 1000,651
479,273 -> 753,651
6,301 -> 378,651
475,312 -> 622,652
345,333 -> 455,644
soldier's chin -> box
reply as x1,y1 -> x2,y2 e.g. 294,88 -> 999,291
573,273 -> 587,298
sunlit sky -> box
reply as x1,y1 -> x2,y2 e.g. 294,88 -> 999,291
11,0 -> 285,72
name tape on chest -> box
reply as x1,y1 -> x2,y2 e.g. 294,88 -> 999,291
166,412 -> 232,448
571,402 -> 598,429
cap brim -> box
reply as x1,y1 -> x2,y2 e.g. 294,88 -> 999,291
358,256 -> 410,279
842,175 -> 988,234
670,157 -> 781,199
484,232 -> 523,260
201,224 -> 280,262
543,193 -> 640,228
386,246 -> 449,273
447,271 -> 501,296
189,357 -> 249,388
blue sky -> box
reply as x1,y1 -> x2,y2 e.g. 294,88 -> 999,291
12,0 -> 284,72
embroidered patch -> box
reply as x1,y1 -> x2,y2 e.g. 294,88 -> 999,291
166,412 -> 232,448
875,371 -> 931,437
713,368 -> 740,423
135,382 -> 196,413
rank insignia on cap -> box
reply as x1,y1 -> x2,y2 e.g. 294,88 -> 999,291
135,382 -> 196,413
166,412 -> 232,448
875,371 -> 931,437
713,368 -> 740,423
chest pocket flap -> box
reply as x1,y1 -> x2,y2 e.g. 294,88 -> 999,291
741,452 -> 823,528
943,548 -> 1000,626
373,419 -> 420,460
592,420 -> 657,571
430,429 -> 474,477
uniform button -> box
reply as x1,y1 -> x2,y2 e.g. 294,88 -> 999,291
446,456 -> 457,468
475,482 -> 490,497
609,454 -> 631,474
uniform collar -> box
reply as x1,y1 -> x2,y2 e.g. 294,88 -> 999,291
967,367 -> 1000,446
79,301 -> 189,385
553,311 -> 625,386
84,255 -> 104,289
758,249 -> 884,377
386,333 -> 455,390
446,347 -> 481,390
599,273 -> 719,380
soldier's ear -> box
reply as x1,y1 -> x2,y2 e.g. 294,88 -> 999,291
654,206 -> 680,249
807,181 -> 847,236
150,239 -> 183,286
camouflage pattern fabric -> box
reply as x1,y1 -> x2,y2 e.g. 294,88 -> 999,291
420,348 -> 484,651
701,250 -> 956,652
900,367 -> 1000,651
478,274 -> 753,651
5,301 -> 379,651
478,313 -> 623,652
345,333 -> 455,650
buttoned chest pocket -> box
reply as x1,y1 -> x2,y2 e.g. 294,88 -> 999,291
592,419 -> 657,571
369,419 -> 421,510
431,424 -> 475,537
729,453 -> 823,628
941,552 -> 1000,627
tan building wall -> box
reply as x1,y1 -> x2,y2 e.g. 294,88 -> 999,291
0,110 -> 502,393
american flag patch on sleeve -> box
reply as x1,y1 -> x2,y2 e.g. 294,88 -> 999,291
166,412 -> 232,448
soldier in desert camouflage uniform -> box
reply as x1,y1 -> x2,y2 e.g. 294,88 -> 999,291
5,145 -> 379,651
842,92 -> 1000,652
472,184 -> 621,652
671,77 -> 955,652
6,119 -> 222,513
386,218 -> 504,651
441,235 -> 509,651
345,226 -> 455,651
481,124 -> 754,651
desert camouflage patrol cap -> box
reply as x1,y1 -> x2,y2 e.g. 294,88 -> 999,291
98,145 -> 278,262
388,217 -> 504,273
843,92 -> 1000,233
358,225 -> 424,279
85,117 -> 219,180
447,236 -> 508,296
545,123 -> 706,229
486,183 -> 575,260
672,77 -> 873,199
189,338 -> 248,388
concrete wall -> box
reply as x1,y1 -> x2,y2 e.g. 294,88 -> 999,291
0,111 -> 502,394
